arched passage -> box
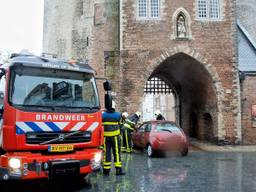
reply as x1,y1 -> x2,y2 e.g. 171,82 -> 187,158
190,112 -> 198,138
143,52 -> 219,141
203,113 -> 214,141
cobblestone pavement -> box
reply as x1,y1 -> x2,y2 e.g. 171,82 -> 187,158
1,149 -> 256,192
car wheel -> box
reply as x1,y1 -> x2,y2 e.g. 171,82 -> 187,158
147,144 -> 154,157
181,147 -> 188,156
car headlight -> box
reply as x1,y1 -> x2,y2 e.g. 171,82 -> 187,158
9,158 -> 21,169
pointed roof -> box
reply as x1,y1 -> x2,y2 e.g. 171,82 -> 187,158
237,21 -> 256,72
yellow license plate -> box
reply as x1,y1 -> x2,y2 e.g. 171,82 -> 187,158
48,145 -> 74,152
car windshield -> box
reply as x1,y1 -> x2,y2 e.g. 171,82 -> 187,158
9,66 -> 100,112
156,123 -> 181,132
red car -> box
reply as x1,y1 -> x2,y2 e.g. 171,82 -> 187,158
132,121 -> 189,157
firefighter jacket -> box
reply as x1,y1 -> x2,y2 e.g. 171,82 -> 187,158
102,110 -> 121,137
120,117 -> 126,130
125,113 -> 140,131
123,118 -> 136,131
129,114 -> 140,124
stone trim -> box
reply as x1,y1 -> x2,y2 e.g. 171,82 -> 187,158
170,7 -> 192,40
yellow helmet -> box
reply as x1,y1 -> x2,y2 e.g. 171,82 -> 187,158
122,112 -> 129,118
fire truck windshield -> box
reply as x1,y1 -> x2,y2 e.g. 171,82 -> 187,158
9,66 -> 100,112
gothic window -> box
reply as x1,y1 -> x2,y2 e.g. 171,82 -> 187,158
177,14 -> 187,38
197,0 -> 221,20
138,0 -> 160,19
172,8 -> 191,40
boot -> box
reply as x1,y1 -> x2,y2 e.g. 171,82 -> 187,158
126,148 -> 132,153
103,169 -> 110,176
116,168 -> 125,176
121,147 -> 126,152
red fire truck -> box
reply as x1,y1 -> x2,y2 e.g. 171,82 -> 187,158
0,53 -> 109,181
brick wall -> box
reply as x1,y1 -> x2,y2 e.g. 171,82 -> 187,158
241,75 -> 256,144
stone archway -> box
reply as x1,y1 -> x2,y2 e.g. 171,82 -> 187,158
125,47 -> 226,142
119,46 -> 242,143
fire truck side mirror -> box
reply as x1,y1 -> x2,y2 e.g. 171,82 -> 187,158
0,105 -> 3,117
103,81 -> 112,91
105,94 -> 112,110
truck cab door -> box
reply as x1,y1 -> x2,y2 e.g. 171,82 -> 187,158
0,70 -> 6,148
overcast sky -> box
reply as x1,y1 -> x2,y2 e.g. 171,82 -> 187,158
0,0 -> 44,55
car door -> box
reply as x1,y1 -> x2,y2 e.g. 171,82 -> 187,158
142,123 -> 152,147
135,123 -> 147,148
0,73 -> 5,148
132,124 -> 143,147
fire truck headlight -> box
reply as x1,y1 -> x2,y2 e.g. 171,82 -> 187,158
9,158 -> 21,169
91,152 -> 102,171
94,152 -> 102,163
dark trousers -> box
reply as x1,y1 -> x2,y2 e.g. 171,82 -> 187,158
123,129 -> 133,152
103,135 -> 122,170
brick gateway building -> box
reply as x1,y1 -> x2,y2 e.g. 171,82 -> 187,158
43,0 -> 256,144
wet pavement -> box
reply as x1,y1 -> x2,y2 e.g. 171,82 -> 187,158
1,149 -> 256,192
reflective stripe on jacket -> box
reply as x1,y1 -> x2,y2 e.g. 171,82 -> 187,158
102,111 -> 121,137
123,119 -> 135,131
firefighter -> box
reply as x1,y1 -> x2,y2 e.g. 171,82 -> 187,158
102,101 -> 125,176
123,111 -> 141,153
120,112 -> 129,152
155,110 -> 165,120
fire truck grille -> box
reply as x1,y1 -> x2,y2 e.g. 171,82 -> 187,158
25,131 -> 92,144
